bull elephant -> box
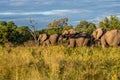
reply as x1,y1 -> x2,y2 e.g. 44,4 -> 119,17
38,33 -> 62,46
62,29 -> 91,48
92,28 -> 120,48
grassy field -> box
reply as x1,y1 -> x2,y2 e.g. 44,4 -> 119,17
0,45 -> 120,80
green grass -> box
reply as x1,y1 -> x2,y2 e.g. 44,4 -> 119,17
0,46 -> 120,80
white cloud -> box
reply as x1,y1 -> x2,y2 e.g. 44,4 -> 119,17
99,2 -> 120,8
97,0 -> 116,1
8,0 -> 56,6
0,9 -> 90,16
34,0 -> 55,5
9,0 -> 29,6
87,0 -> 116,2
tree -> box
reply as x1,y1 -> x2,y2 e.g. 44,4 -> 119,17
47,18 -> 68,28
75,20 -> 96,34
63,25 -> 73,30
109,16 -> 120,29
0,26 -> 8,44
7,21 -> 17,29
75,20 -> 89,32
16,26 -> 32,43
0,21 -> 7,27
58,18 -> 68,27
99,22 -> 106,28
0,25 -> 21,45
87,23 -> 96,34
99,15 -> 120,30
28,19 -> 38,43
46,28 -> 63,35
5,21 -> 22,44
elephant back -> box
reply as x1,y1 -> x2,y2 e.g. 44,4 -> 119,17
71,32 -> 89,38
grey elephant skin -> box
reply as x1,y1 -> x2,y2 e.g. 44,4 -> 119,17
38,33 -> 62,46
92,28 -> 120,48
62,29 -> 91,48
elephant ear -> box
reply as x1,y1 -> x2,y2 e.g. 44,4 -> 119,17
96,28 -> 104,40
40,34 -> 48,42
62,30 -> 69,35
92,30 -> 97,40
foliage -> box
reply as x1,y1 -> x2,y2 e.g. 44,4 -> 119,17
46,25 -> 73,35
0,26 -> 9,44
0,21 -> 7,27
0,22 -> 32,45
0,26 -> 21,44
0,46 -> 120,80
16,26 -> 32,44
37,29 -> 46,34
63,25 -> 73,31
47,18 -> 68,28
99,15 -> 120,30
75,20 -> 96,34
7,21 -> 17,29
46,28 -> 63,35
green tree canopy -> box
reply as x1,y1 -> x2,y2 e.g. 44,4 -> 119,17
63,25 -> 73,31
0,21 -> 32,45
7,21 -> 17,29
99,15 -> 120,30
46,28 -> 63,35
0,21 -> 7,27
87,23 -> 96,34
0,25 -> 20,44
75,20 -> 89,32
16,26 -> 32,43
75,20 -> 96,34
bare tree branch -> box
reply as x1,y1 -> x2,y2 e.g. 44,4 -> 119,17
28,18 -> 38,43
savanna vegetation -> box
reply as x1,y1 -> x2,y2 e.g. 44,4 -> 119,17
0,46 -> 120,80
0,15 -> 120,80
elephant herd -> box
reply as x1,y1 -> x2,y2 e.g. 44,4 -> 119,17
38,28 -> 120,48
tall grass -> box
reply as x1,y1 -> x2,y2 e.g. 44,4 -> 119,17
0,45 -> 120,80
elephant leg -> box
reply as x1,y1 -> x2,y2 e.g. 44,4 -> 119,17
42,42 -> 46,46
101,36 -> 107,48
97,40 -> 101,46
76,38 -> 84,47
42,40 -> 50,46
46,40 -> 51,46
68,38 -> 76,48
58,36 -> 63,45
83,38 -> 89,47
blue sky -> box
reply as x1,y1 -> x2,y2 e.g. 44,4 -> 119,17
0,0 -> 120,29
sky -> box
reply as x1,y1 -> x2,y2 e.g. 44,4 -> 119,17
0,0 -> 120,29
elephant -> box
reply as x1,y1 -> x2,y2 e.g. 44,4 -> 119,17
62,29 -> 91,48
38,33 -> 63,46
92,28 -> 120,48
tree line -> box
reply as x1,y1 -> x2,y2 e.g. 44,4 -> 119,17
0,15 -> 120,46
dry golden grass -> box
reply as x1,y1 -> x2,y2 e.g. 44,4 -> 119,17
0,45 -> 120,80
